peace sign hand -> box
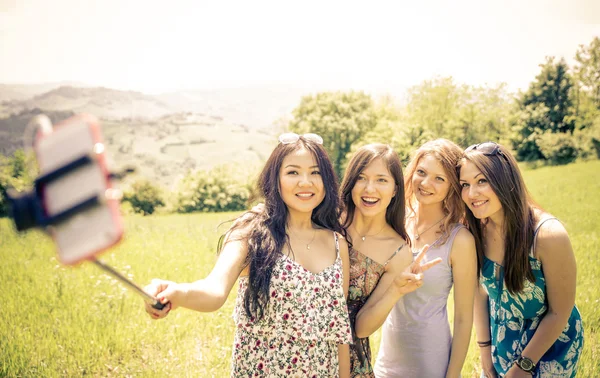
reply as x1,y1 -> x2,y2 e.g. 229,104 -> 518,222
392,245 -> 443,295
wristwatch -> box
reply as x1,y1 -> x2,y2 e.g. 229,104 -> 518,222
516,355 -> 535,374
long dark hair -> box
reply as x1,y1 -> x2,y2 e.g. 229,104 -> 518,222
219,137 -> 343,320
458,143 -> 539,293
340,143 -> 409,245
404,139 -> 465,245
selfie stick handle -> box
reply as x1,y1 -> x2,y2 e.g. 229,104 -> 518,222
92,259 -> 166,310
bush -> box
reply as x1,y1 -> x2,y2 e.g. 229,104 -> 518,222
578,115 -> 600,159
536,132 -> 578,165
0,150 -> 36,217
592,137 -> 600,159
511,104 -> 549,161
174,165 -> 253,213
123,180 -> 165,215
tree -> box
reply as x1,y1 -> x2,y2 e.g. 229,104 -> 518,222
123,180 -> 165,215
512,57 -> 576,161
401,77 -> 513,148
511,104 -> 550,161
347,79 -> 514,169
521,57 -> 575,134
574,36 -> 600,110
404,77 -> 461,142
349,97 -> 415,165
455,84 -> 514,147
288,91 -> 378,179
572,37 -> 600,157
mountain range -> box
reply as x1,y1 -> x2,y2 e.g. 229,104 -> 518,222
0,83 -> 310,188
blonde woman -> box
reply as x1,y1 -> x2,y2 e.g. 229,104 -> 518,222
375,139 -> 477,378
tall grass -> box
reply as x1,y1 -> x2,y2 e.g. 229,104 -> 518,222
1,161 -> 599,377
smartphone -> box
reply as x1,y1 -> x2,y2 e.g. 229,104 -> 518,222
34,114 -> 123,265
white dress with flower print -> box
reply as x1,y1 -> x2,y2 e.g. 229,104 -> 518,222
231,232 -> 352,377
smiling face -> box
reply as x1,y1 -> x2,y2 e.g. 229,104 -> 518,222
278,147 -> 325,215
411,154 -> 452,207
351,157 -> 396,218
459,159 -> 503,220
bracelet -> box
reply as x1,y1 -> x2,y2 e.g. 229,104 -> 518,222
477,340 -> 492,347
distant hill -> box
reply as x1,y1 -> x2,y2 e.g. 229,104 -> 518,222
0,84 -> 308,188
0,82 -> 89,103
157,87 -> 306,129
101,113 -> 278,188
5,86 -> 173,120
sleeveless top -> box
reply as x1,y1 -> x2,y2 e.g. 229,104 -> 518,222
231,232 -> 353,377
346,244 -> 404,377
374,223 -> 465,378
481,217 -> 584,377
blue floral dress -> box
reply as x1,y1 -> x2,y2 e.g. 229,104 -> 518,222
481,218 -> 584,377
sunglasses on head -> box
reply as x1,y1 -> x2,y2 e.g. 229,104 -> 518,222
465,141 -> 508,160
278,132 -> 323,145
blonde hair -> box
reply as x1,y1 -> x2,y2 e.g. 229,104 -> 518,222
404,139 -> 465,245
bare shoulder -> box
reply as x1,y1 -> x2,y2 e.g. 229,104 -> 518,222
222,212 -> 265,252
229,210 -> 261,233
223,222 -> 252,246
450,227 -> 476,267
385,240 -> 412,274
535,217 -> 573,261
452,227 -> 476,253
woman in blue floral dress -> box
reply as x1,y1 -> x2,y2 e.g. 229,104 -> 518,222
458,142 -> 583,378
144,133 -> 353,377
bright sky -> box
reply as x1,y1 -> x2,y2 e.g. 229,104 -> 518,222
1,0 -> 599,95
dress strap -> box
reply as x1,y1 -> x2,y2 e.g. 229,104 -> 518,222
333,232 -> 340,258
383,243 -> 406,268
530,217 -> 559,257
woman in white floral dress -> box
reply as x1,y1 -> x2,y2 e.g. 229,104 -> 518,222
144,133 -> 353,377
459,142 -> 583,378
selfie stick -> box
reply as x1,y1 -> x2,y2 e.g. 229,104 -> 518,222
92,259 -> 166,310
8,161 -> 166,310
8,117 -> 166,311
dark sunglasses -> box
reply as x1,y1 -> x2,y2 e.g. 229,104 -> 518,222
465,141 -> 508,160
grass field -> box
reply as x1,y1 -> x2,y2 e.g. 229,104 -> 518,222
1,160 -> 599,377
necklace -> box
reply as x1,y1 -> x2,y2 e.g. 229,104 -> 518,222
414,217 -> 444,240
354,224 -> 386,241
486,223 -> 504,243
288,227 -> 317,250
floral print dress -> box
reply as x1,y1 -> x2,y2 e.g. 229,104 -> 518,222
346,245 -> 403,378
231,232 -> 352,377
481,218 -> 584,377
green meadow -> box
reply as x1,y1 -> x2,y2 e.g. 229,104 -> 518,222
1,160 -> 599,377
